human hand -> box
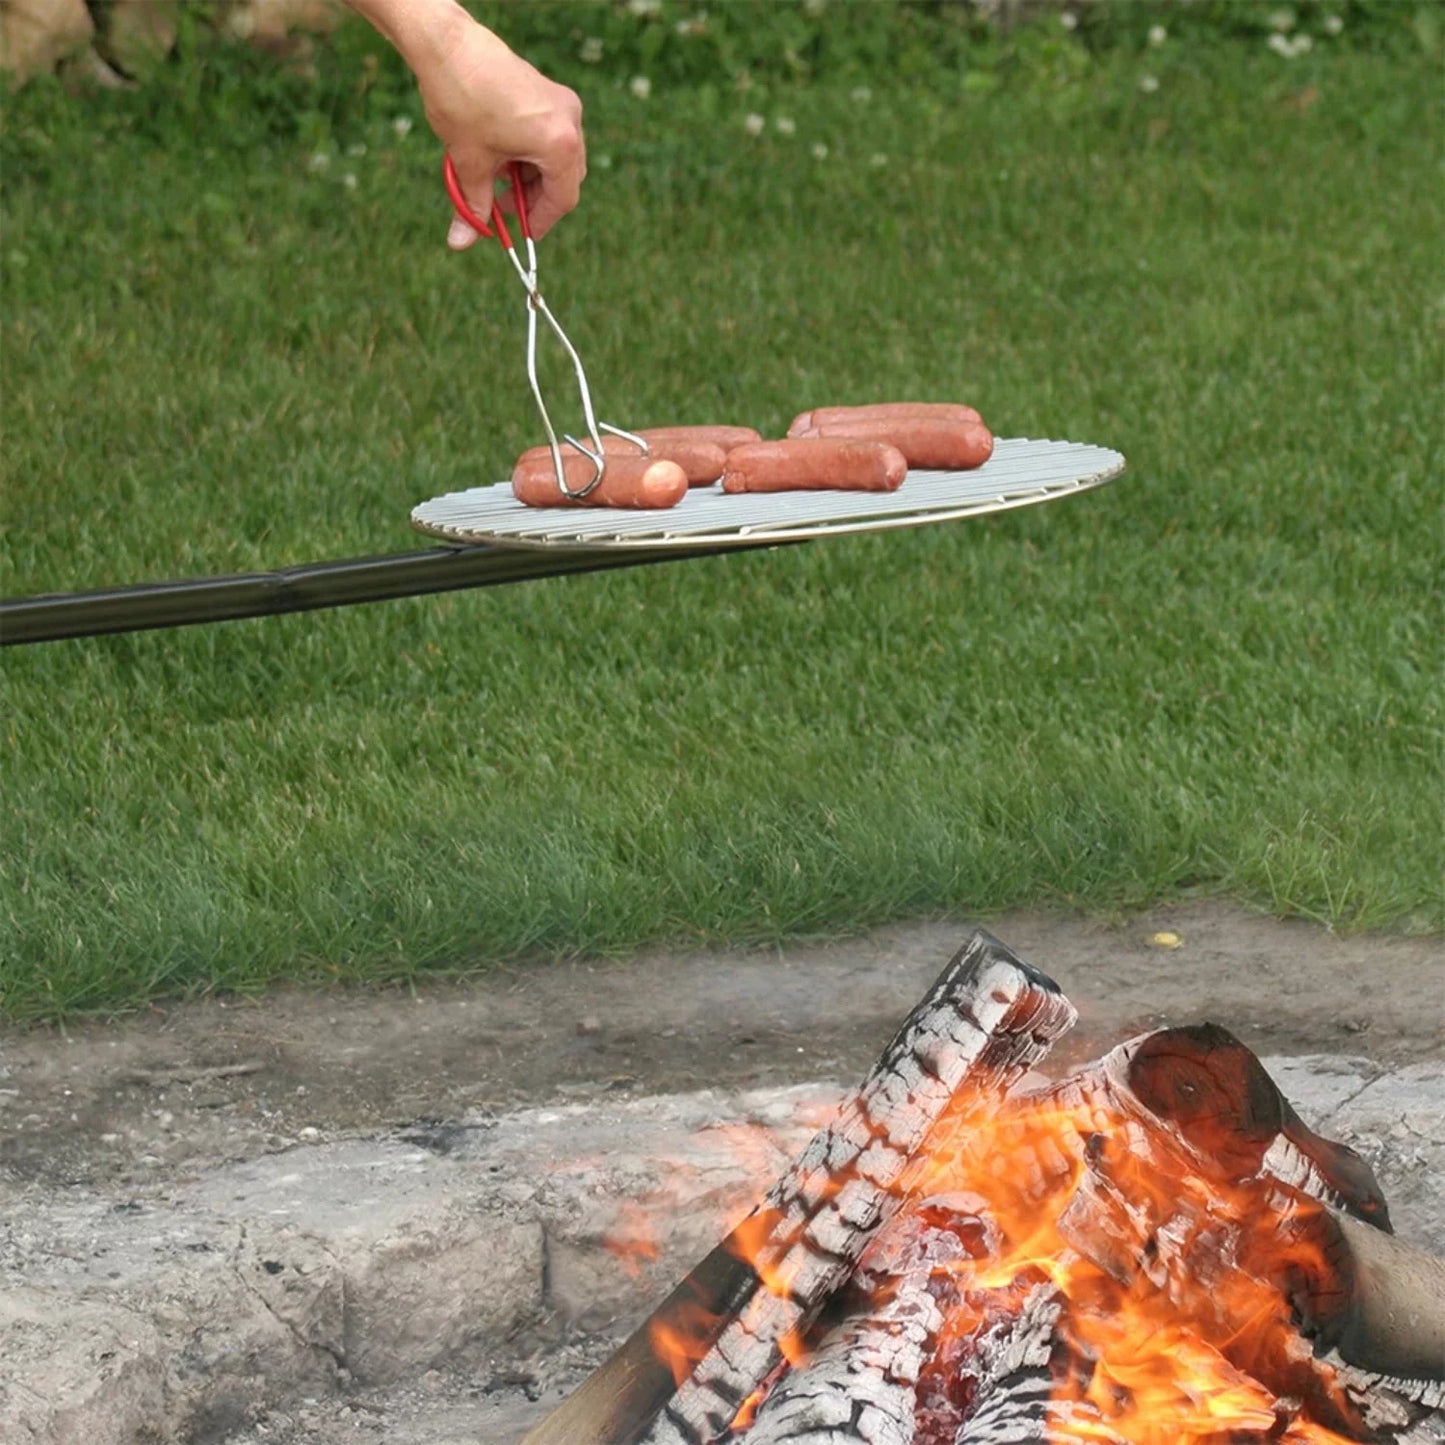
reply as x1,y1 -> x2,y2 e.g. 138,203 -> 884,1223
345,0 -> 585,244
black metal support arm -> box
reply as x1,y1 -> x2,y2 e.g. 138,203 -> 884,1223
0,540 -> 785,646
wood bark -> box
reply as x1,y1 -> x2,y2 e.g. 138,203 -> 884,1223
736,1272 -> 943,1443
1332,1211 -> 1445,1382
947,1288 -> 1071,1445
738,1204 -> 987,1444
520,930 -> 1076,1445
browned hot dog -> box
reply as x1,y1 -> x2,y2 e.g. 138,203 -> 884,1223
515,434 -> 728,487
720,439 -> 907,494
790,417 -> 994,470
787,402 -> 982,438
511,453 -> 689,509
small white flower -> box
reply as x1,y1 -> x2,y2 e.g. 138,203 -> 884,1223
1148,24 -> 1167,47
580,36 -> 604,63
307,151 -> 330,172
1322,14 -> 1344,35
869,152 -> 888,167
1059,10 -> 1078,30
627,0 -> 661,15
341,172 -> 358,191
391,116 -> 413,139
346,142 -> 367,158
1267,32 -> 1312,57
802,0 -> 827,14
775,116 -> 796,136
675,17 -> 706,36
1139,73 -> 1160,92
743,112 -> 765,136
595,154 -> 613,169
629,74 -> 652,100
810,141 -> 828,160
850,85 -> 872,104
1267,8 -> 1296,32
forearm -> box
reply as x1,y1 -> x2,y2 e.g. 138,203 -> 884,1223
343,0 -> 504,77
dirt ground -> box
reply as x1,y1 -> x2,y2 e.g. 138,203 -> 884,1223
2,902 -> 1439,1193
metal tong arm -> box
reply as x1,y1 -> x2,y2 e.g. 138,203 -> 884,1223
443,156 -> 630,500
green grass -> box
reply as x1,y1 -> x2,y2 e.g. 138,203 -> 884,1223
1,20 -> 1441,1021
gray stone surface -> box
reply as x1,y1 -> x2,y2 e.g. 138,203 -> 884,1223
0,1085 -> 830,1444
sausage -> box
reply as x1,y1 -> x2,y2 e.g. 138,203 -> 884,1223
720,439 -> 907,494
789,417 -> 994,471
515,434 -> 728,487
787,402 -> 982,438
511,452 -> 689,509
632,425 -> 763,452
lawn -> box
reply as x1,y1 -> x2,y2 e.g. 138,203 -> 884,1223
1,5 -> 1440,1020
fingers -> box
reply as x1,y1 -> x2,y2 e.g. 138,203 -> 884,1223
518,124 -> 586,241
489,162 -> 531,219
521,169 -> 580,241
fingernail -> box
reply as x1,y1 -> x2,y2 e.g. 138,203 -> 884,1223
447,217 -> 477,249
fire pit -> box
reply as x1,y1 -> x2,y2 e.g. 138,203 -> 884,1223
523,932 -> 1445,1444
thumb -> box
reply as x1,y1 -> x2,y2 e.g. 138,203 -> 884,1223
447,215 -> 481,250
443,152 -> 502,249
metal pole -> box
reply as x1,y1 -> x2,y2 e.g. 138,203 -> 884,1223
0,541 -> 789,646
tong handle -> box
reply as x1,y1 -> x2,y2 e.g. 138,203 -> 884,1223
442,155 -> 529,252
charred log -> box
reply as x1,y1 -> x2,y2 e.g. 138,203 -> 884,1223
521,930 -> 1076,1445
734,1273 -> 943,1443
1122,1024 -> 1392,1231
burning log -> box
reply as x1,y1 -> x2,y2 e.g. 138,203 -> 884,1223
735,1206 -> 971,1442
520,930 -> 1077,1445
1052,1025 -> 1444,1386
733,1265 -> 944,1442
938,1285 -> 1065,1444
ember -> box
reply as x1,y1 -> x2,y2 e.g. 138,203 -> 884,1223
523,933 -> 1445,1445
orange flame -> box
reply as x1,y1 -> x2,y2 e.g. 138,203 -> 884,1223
609,1076 -> 1362,1441
907,1088 -> 1359,1444
600,1200 -> 663,1279
599,1104 -> 836,1393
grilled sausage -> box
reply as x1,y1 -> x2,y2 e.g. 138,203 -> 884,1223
787,402 -> 982,437
516,434 -> 728,487
720,439 -> 907,494
789,417 -> 994,470
511,452 -> 689,509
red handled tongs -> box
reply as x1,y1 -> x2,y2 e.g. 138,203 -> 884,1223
443,156 -> 643,499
